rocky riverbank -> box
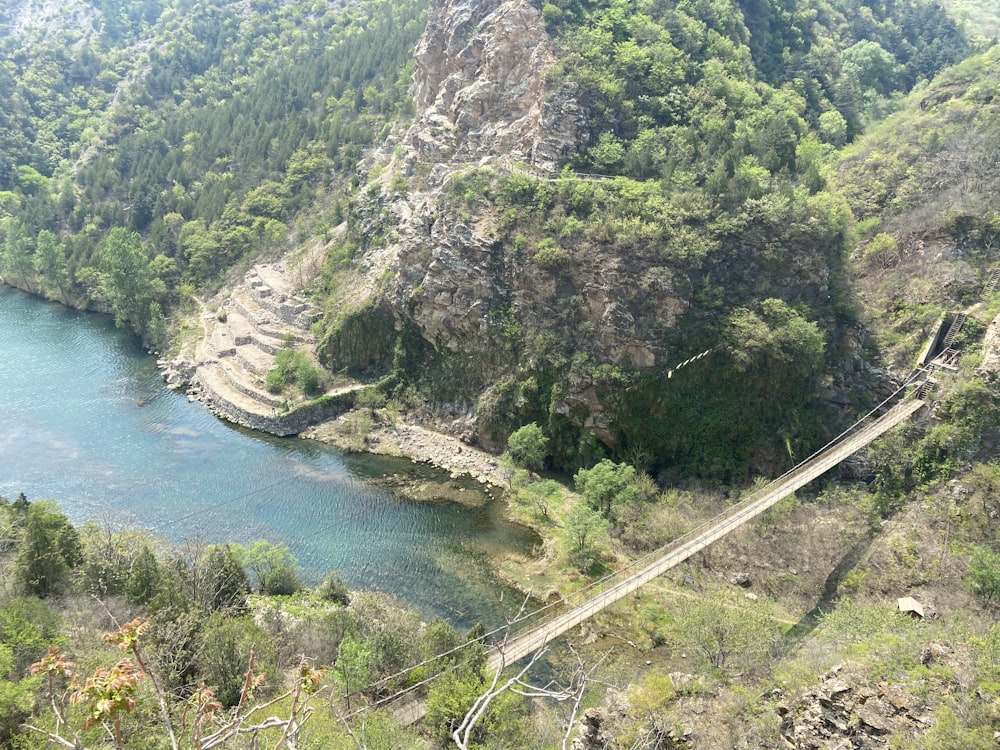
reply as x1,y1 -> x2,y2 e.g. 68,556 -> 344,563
304,415 -> 509,489
157,234 -> 511,491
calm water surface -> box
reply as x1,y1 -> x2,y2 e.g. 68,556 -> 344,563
0,285 -> 536,628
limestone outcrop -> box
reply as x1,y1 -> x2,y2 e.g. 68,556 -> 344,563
320,0 -> 850,456
777,663 -> 934,748
406,0 -> 584,173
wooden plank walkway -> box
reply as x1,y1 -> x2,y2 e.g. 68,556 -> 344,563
392,392 -> 927,726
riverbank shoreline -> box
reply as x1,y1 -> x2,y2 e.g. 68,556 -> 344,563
303,411 -> 510,490
1,276 -> 511,494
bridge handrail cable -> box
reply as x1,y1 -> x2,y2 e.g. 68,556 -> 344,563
341,369 -> 930,716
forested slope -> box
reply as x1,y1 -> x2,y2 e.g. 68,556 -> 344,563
0,0 -> 986,477
1,0 -> 426,335
319,0 -> 972,479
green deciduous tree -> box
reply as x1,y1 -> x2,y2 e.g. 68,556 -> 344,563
33,229 -> 71,301
145,300 -> 167,349
818,110 -> 848,147
334,631 -> 372,710
514,478 -> 563,521
425,661 -> 486,741
968,545 -> 1000,606
0,218 -> 35,291
724,298 -> 825,389
672,597 -> 776,674
232,539 -> 298,594
841,40 -> 902,98
505,422 -> 549,471
562,499 -> 608,571
94,227 -> 165,334
575,459 -> 638,520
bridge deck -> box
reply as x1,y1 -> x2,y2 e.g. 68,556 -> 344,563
393,394 -> 926,726
488,396 -> 924,670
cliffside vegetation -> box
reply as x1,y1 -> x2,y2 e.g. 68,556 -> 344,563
318,0 -> 975,480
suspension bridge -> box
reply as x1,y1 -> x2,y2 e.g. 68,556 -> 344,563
385,373 -> 934,726
378,268 -> 1000,726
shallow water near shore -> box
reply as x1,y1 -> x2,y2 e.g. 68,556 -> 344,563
0,285 -> 538,629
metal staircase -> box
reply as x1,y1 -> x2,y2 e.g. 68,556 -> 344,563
941,312 -> 967,349
983,269 -> 1000,296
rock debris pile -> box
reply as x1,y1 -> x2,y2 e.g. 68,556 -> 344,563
777,664 -> 930,748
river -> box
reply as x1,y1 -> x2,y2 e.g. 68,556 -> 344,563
0,285 -> 537,628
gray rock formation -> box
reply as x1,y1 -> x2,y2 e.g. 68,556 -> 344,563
321,0 -> 855,458
777,663 -> 931,748
407,0 -> 584,174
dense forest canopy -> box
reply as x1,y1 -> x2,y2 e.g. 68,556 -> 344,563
0,0 -> 988,479
1,0 -> 427,336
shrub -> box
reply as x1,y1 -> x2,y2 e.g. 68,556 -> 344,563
862,232 -> 898,269
316,571 -> 351,605
264,564 -> 302,596
968,545 -> 1000,606
533,239 -> 569,269
0,597 -> 64,676
505,422 -> 549,470
266,348 -> 326,396
197,614 -> 278,707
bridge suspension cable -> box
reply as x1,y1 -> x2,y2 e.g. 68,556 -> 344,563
335,368 -> 933,720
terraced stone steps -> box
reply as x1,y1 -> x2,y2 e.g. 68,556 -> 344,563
193,260 -> 336,424
215,358 -> 285,408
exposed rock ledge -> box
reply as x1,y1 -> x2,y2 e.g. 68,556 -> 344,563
304,418 -> 508,488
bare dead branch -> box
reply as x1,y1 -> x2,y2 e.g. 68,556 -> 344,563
22,726 -> 81,750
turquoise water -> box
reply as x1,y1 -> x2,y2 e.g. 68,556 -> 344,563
0,285 -> 536,628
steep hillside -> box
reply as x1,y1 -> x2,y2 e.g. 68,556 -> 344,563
510,51 -> 1000,747
316,0 -> 968,479
836,44 -> 1000,370
0,0 -> 977,480
0,0 -> 426,325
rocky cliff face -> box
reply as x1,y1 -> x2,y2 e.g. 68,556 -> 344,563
320,0 -> 850,461
326,50 -> 695,448
323,0 -> 600,448
406,0 -> 584,173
